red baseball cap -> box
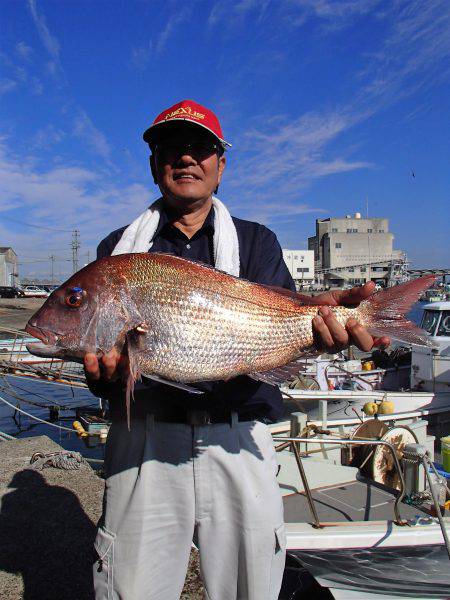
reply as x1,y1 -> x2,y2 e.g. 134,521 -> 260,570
143,99 -> 231,148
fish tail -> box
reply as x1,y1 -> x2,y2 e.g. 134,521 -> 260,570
364,275 -> 438,346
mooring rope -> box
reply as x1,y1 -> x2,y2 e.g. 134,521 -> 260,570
30,451 -> 85,470
0,393 -> 76,433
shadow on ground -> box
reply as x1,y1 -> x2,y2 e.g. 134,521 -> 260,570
0,469 -> 96,600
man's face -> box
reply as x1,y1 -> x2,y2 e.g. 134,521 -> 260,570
150,123 -> 226,208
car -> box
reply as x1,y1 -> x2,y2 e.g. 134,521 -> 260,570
0,286 -> 25,298
20,285 -> 50,298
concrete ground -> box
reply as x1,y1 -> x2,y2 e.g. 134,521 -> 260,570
0,298 -> 45,333
0,436 -> 203,599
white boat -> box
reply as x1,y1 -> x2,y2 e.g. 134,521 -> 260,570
274,302 -> 450,429
411,302 -> 450,394
274,419 -> 450,599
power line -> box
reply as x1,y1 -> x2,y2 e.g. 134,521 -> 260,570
1,215 -> 73,233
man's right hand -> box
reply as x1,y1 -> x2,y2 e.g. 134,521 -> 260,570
84,349 -> 129,383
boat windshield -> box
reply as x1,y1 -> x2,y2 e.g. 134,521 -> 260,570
436,311 -> 450,336
421,310 -> 440,335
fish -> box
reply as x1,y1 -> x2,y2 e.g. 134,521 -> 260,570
25,253 -> 436,422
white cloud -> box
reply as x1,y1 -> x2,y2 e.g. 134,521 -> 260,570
72,111 -> 111,160
15,41 -> 33,61
357,1 -> 450,110
130,42 -> 153,70
156,7 -> 192,54
226,110 -> 371,216
0,79 -> 18,96
27,0 -> 60,63
0,139 -> 153,279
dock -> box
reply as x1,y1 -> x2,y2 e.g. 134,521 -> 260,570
0,436 -> 203,599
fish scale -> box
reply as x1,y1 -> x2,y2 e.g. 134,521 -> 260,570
117,254 -> 359,382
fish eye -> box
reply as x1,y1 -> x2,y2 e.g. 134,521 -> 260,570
65,287 -> 84,308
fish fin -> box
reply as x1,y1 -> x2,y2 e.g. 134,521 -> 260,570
250,355 -> 318,386
124,333 -> 143,430
365,275 -> 439,347
260,285 -> 313,305
142,373 -> 205,394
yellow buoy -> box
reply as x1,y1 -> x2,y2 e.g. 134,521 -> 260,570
363,401 -> 378,416
362,360 -> 375,371
73,420 -> 88,437
378,400 -> 395,415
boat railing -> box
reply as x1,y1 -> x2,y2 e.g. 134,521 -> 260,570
0,326 -> 86,387
275,436 -> 407,527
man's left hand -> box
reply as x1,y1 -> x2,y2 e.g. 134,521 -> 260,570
306,281 -> 390,353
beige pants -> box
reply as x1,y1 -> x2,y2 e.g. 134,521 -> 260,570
93,415 -> 286,600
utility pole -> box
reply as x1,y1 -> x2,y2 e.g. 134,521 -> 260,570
71,229 -> 80,274
49,255 -> 56,285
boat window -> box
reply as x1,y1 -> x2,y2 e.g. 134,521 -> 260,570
436,312 -> 450,336
421,311 -> 440,334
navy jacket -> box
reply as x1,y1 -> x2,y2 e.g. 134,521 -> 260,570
96,205 -> 295,422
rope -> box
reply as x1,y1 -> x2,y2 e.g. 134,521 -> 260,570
0,358 -> 87,387
30,451 -> 85,471
0,394 -> 76,433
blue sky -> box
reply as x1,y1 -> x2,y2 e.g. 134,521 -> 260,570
0,0 -> 449,280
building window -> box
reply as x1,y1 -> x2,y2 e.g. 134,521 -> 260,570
348,267 -> 354,272
367,228 -> 372,233
360,266 -> 366,272
379,229 -> 384,233
297,267 -> 309,273
335,243 -> 342,249
352,228 -> 358,233
332,228 -> 338,233
346,228 -> 352,233
294,255 -> 298,259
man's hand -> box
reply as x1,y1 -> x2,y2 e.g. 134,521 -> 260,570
307,281 -> 390,353
84,348 -> 129,384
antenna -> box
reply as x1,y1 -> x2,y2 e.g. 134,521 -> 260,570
366,196 -> 369,219
71,230 -> 80,274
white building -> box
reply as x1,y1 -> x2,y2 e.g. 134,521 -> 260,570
0,247 -> 19,286
282,249 -> 315,288
308,213 -> 406,287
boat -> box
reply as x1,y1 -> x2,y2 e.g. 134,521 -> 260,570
274,418 -> 450,599
273,302 -> 450,432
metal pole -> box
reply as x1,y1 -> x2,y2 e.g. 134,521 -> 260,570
49,254 -> 55,285
422,457 -> 450,560
291,441 -> 322,528
276,437 -> 407,525
71,230 -> 80,274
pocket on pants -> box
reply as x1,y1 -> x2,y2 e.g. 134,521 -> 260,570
94,526 -> 116,599
269,524 -> 286,599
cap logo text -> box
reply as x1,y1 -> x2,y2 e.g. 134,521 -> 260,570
164,106 -> 206,121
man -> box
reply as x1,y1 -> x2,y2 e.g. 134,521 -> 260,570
85,99 -> 388,600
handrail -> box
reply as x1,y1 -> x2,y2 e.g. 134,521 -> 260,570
325,362 -> 376,391
275,436 -> 407,527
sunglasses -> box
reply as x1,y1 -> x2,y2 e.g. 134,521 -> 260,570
154,140 -> 221,162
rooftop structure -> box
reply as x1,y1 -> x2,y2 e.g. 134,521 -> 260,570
308,214 -> 406,287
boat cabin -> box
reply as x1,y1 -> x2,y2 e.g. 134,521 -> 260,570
420,301 -> 450,341
411,301 -> 450,392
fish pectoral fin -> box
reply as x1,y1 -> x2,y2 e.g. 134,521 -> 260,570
143,374 -> 205,394
250,357 -> 316,387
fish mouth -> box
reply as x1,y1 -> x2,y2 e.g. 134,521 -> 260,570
25,341 -> 66,359
25,323 -> 64,358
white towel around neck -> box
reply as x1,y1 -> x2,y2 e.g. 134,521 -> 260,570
111,196 -> 240,277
